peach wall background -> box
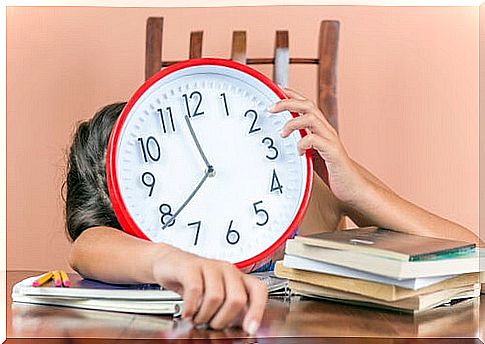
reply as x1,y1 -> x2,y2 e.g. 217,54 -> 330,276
7,6 -> 479,271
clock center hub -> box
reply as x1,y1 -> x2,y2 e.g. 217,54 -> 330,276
207,165 -> 216,178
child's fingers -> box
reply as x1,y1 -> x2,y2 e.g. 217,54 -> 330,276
283,87 -> 306,100
281,113 -> 328,138
209,267 -> 248,330
193,265 -> 225,325
241,275 -> 267,336
270,97 -> 337,136
297,134 -> 326,155
180,267 -> 204,319
268,98 -> 315,115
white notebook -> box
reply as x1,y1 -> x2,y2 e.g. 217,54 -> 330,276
12,274 -> 183,315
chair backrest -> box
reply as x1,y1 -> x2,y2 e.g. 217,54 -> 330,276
145,17 -> 340,184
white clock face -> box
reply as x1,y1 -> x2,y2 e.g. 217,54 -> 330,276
109,61 -> 310,266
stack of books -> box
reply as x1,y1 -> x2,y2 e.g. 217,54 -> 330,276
275,227 -> 481,313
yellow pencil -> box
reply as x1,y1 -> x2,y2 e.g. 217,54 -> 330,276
52,270 -> 62,287
32,271 -> 53,287
59,270 -> 71,287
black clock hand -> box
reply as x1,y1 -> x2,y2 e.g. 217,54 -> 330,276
184,115 -> 215,176
161,168 -> 212,229
162,116 -> 216,229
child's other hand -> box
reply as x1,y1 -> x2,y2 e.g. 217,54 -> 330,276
268,88 -> 367,207
151,246 -> 267,334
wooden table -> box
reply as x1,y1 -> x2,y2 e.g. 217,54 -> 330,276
5,271 -> 485,343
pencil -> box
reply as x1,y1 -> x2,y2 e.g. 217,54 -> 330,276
52,270 -> 62,287
59,270 -> 71,287
32,271 -> 53,287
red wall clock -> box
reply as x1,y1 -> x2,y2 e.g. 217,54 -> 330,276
107,58 -> 314,270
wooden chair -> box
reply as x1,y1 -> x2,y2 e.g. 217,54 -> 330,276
145,18 -> 343,231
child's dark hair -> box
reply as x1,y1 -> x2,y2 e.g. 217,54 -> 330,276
65,102 -> 126,241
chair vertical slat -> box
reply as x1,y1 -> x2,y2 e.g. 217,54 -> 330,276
145,17 -> 163,80
314,20 -> 339,191
318,20 -> 339,131
273,31 -> 289,88
231,31 -> 247,64
189,31 -> 204,59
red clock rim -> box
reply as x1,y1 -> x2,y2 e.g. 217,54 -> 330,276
106,57 -> 316,269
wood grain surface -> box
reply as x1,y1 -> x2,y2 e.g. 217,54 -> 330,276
6,271 -> 484,342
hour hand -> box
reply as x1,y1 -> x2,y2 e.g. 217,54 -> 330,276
161,168 -> 211,229
184,115 -> 214,172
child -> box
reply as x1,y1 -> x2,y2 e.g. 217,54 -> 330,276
65,88 -> 479,334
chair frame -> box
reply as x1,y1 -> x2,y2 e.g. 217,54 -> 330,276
145,17 -> 339,185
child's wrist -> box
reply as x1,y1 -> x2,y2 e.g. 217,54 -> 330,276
148,242 -> 179,284
340,158 -> 379,212
346,175 -> 392,222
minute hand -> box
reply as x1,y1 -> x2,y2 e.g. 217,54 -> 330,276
184,115 -> 213,170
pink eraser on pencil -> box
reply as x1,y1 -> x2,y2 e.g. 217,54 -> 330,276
54,278 -> 62,287
32,271 -> 54,287
63,280 -> 71,287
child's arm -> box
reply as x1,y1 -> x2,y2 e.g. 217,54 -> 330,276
341,161 -> 478,243
270,88 -> 479,244
69,226 -> 267,333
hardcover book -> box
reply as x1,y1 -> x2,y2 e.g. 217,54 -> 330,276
295,227 -> 475,261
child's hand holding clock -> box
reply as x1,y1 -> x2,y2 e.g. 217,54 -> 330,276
269,87 -> 369,207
